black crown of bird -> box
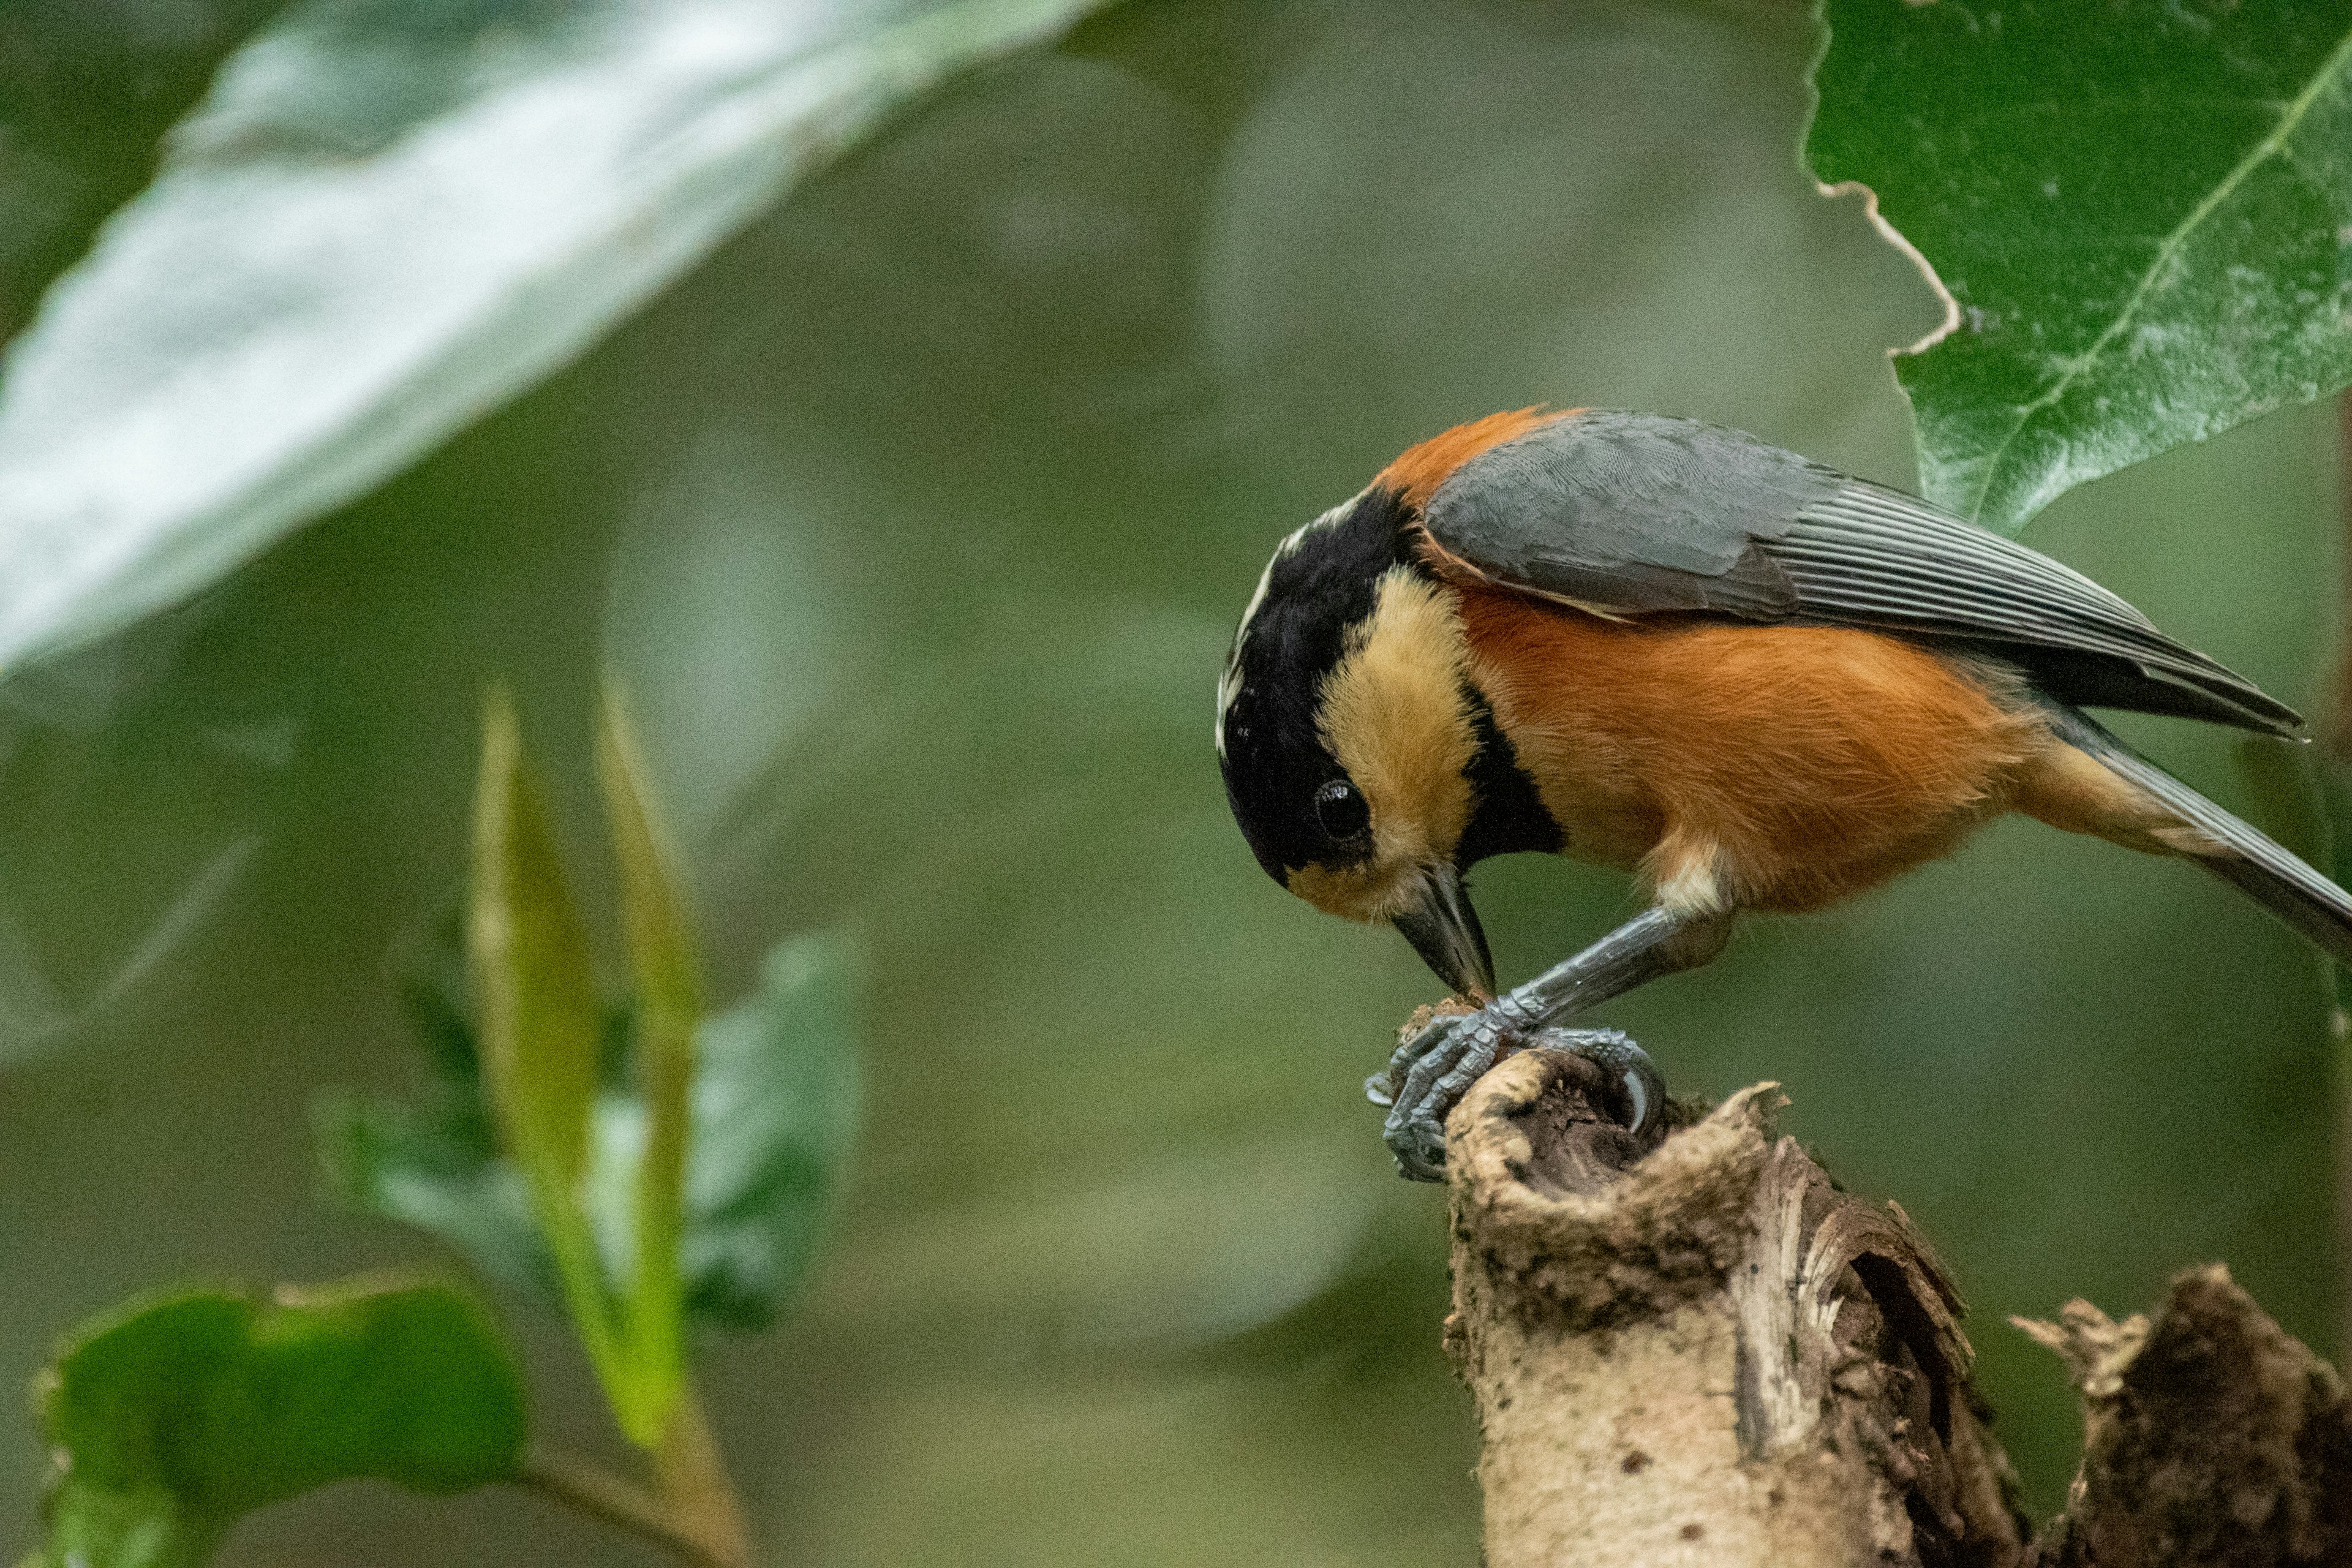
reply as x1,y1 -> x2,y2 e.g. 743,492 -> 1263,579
1215,407 -> 2352,1182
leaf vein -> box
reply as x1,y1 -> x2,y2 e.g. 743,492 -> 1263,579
1958,23 -> 2352,524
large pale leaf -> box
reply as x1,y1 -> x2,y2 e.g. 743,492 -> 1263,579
1809,4 -> 2352,534
0,0 -> 1110,672
33,1280 -> 524,1568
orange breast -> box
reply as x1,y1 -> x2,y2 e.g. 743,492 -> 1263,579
1453,586 -> 2045,912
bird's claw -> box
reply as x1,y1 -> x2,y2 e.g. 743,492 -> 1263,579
1369,1008 -> 1664,1182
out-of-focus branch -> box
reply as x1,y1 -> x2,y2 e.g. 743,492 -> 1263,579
513,1382 -> 752,1568
653,1384 -> 755,1568
516,1446 -> 745,1568
2016,1265 -> 2352,1567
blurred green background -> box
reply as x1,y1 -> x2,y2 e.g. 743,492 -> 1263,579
0,0 -> 2339,1561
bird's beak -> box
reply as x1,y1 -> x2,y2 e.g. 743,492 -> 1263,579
1392,864 -> 1496,1002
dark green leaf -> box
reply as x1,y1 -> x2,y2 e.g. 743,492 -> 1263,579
1808,4 -> 2352,533
314,1091 -> 553,1302
32,1280 -> 524,1568
314,922 -> 559,1301
0,0 -> 1115,672
682,932 -> 862,1329
319,930 -> 859,1334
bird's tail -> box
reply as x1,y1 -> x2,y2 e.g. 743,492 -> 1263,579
2046,705 -> 2352,967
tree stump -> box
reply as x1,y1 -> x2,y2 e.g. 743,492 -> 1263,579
1439,1042 -> 2352,1567
2017,1268 -> 2352,1567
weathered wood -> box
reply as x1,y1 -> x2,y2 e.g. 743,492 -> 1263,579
1442,1041 -> 2022,1566
1439,1038 -> 2352,1567
2019,1267 -> 2352,1568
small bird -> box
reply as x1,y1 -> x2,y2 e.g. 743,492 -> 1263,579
1215,408 -> 2352,1180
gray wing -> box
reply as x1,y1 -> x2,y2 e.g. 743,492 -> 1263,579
1418,411 -> 2299,736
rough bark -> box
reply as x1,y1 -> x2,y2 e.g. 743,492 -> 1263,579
1440,1039 -> 2352,1567
1442,1043 -> 2022,1566
2018,1268 -> 2352,1567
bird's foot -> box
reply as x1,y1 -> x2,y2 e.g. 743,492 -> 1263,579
1366,1008 -> 1663,1182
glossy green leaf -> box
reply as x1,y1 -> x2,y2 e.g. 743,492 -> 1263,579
467,690 -> 634,1438
0,0 -> 1115,675
597,683 -> 703,1440
320,930 -> 859,1333
1808,4 -> 2352,534
32,1280 -> 524,1568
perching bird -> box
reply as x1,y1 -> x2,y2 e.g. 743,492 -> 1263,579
1215,408 -> 2352,1181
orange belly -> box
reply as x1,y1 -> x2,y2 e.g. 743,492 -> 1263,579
1454,586 -> 2049,913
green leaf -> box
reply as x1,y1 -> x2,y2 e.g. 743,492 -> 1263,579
682,932 -> 862,1329
1808,4 -> 2352,534
32,1280 -> 524,1568
0,0 -> 1115,674
314,1093 -> 553,1301
316,922 -> 560,1305
596,682 -> 703,1440
320,929 -> 859,1333
470,691 -> 602,1213
467,690 -> 635,1439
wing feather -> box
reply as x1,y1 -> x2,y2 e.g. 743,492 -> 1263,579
1417,411 -> 2299,735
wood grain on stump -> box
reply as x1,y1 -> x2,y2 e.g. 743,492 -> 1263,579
1439,1041 -> 2352,1567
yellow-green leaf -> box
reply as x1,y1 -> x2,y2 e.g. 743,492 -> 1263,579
467,689 -> 635,1438
470,690 -> 602,1203
596,680 -> 704,1440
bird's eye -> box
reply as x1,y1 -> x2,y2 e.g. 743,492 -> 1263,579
1314,778 -> 1370,840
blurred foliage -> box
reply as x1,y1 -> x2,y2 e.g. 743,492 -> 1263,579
0,0 -> 2339,1562
0,0 -> 293,339
1810,2 -> 2352,535
598,685 -> 704,1417
320,924 -> 862,1336
11,683 -> 856,1566
31,1280 -> 523,1568
0,0 -> 1112,671
32,686 -> 852,1564
469,688 -> 655,1441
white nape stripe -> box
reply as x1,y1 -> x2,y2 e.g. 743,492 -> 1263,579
1214,492 -> 1363,758
1213,555 -> 1276,758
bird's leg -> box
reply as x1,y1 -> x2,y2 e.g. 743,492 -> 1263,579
1370,904 -> 1732,1181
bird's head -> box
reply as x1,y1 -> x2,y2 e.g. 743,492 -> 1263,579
1215,484 -> 1501,1001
